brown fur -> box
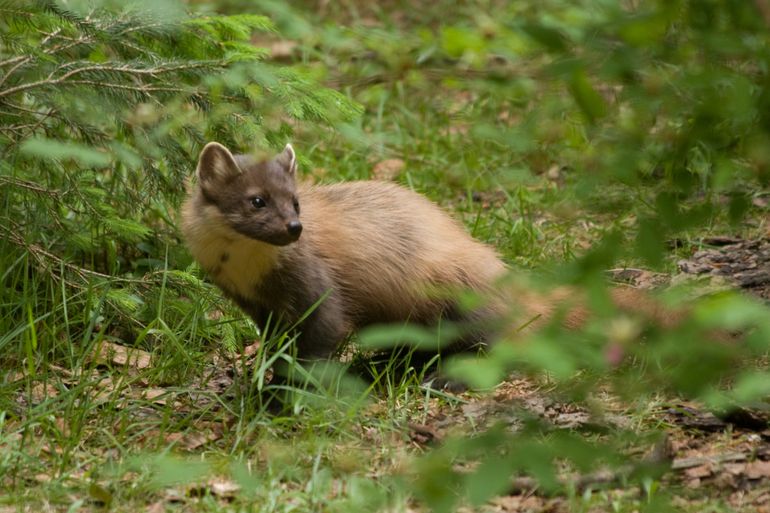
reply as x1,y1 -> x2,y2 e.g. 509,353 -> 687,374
181,143 -> 508,362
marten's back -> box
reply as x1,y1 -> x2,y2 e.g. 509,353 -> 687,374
296,181 -> 507,323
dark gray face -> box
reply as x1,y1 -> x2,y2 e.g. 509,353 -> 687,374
196,143 -> 302,246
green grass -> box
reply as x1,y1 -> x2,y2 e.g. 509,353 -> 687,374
3,1 -> 770,512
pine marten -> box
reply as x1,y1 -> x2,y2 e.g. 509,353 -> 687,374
180,142 -> 509,367
180,143 -> 680,380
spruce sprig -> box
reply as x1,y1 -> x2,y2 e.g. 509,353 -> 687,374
0,0 -> 361,337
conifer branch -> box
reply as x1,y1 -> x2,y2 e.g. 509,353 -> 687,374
0,1 -> 361,313
0,58 -> 29,88
0,222 -> 141,285
0,62 -> 215,99
0,176 -> 61,197
0,55 -> 26,67
65,81 -> 189,96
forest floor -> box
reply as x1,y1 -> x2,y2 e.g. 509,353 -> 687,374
4,240 -> 769,513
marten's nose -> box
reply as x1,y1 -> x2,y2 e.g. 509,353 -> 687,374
286,220 -> 303,237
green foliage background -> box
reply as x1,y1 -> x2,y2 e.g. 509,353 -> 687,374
2,0 -> 770,511
0,0 -> 359,376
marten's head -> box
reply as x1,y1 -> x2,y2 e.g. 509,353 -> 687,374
195,142 -> 302,246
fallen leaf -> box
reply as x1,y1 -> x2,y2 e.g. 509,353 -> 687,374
242,340 -> 261,357
371,159 -> 405,181
723,463 -> 747,475
407,422 -> 441,445
142,388 -> 169,405
359,17 -> 381,27
713,471 -> 737,490
684,464 -> 713,479
209,479 -> 240,497
164,489 -> 185,503
6,371 -> 25,383
40,443 -> 63,456
268,40 -> 298,59
30,382 -> 59,402
206,310 -> 224,321
746,460 -> 770,479
92,341 -> 151,370
164,432 -> 184,444
553,411 -> 591,429
439,123 -> 469,136
461,401 -> 490,421
497,109 -> 520,125
92,375 -> 117,402
546,164 -> 562,181
165,429 -> 222,451
685,477 -> 701,488
146,502 -> 166,513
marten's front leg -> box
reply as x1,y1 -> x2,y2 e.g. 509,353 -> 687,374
294,301 -> 350,361
257,258 -> 350,372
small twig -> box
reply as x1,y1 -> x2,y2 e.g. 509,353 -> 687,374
116,21 -> 170,37
0,223 -> 143,285
0,62 -> 214,99
66,80 -> 188,94
0,106 -> 58,139
0,58 -> 31,89
0,103 -> 55,116
0,55 -> 27,68
39,27 -> 63,47
0,176 -> 62,197
670,452 -> 747,470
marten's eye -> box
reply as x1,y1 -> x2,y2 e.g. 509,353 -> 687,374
251,197 -> 266,209
292,198 -> 300,214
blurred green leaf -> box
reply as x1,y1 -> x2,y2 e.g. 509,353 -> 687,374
445,354 -> 504,390
146,455 -> 210,488
466,455 -> 515,505
520,23 -> 568,52
568,69 -> 606,124
358,323 -> 460,351
21,138 -> 112,167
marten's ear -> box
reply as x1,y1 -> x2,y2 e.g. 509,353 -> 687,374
275,143 -> 297,176
196,142 -> 241,185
